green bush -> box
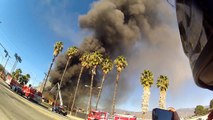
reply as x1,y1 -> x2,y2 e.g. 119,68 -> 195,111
194,105 -> 208,116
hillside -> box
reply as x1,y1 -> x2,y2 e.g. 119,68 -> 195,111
113,108 -> 195,119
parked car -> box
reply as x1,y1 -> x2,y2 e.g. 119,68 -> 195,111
52,104 -> 67,116
32,91 -> 42,103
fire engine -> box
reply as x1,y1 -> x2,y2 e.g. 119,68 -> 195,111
87,110 -> 110,120
22,85 -> 42,103
6,75 -> 24,96
113,114 -> 137,120
5,74 -> 42,104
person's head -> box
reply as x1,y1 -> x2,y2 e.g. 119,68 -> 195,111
29,84 -> 32,87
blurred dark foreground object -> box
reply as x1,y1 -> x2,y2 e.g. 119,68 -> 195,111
208,110 -> 213,120
176,0 -> 213,90
152,108 -> 180,120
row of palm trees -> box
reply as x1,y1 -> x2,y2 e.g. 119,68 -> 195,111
46,41 -> 128,115
140,70 -> 169,115
46,41 -> 169,116
12,68 -> 31,85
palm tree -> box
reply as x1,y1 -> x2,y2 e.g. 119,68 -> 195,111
95,57 -> 113,110
86,51 -> 103,113
55,46 -> 78,109
25,74 -> 30,79
42,41 -> 63,93
111,56 -> 128,115
19,74 -> 31,85
59,46 -> 78,88
140,70 -> 154,115
12,68 -> 22,80
70,52 -> 90,114
0,64 -> 5,77
157,75 -> 169,109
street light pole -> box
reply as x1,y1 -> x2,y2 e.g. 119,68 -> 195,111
4,55 -> 10,70
0,42 -> 11,71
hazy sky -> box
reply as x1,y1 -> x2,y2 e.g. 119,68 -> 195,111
0,0 -> 212,112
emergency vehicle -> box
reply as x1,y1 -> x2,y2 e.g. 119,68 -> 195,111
113,114 -> 137,120
87,110 -> 110,120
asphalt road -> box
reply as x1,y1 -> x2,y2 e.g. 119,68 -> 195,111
0,80 -> 81,120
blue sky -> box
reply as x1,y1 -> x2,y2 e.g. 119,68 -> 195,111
0,0 -> 212,112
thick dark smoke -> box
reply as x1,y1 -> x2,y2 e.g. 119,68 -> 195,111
49,38 -> 105,107
49,0 -> 191,111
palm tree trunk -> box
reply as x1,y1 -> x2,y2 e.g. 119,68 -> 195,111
159,90 -> 167,109
70,66 -> 84,115
42,56 -> 56,93
95,73 -> 106,110
54,57 -> 71,107
86,66 -> 96,114
111,72 -> 120,115
59,57 -> 71,88
142,86 -> 151,117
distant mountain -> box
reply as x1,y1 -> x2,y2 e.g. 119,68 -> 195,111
176,108 -> 195,118
109,108 -> 195,119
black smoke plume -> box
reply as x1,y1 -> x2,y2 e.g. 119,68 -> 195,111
49,0 -> 189,111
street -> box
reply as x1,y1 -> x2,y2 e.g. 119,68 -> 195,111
0,80 -> 82,120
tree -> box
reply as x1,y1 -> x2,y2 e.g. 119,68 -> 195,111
42,41 -> 63,93
210,99 -> 213,109
95,57 -> 113,110
194,105 -> 208,116
157,75 -> 169,109
86,51 -> 103,113
0,64 -> 5,73
70,52 -> 90,114
54,46 -> 78,109
140,70 -> 154,114
19,74 -> 31,85
0,64 -> 5,78
12,68 -> 22,80
59,46 -> 78,88
25,74 -> 30,79
111,56 -> 128,115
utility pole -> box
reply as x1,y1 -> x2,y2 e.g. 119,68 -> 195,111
41,57 -> 55,94
11,53 -> 22,73
41,73 -> 47,93
4,55 -> 10,69
0,42 -> 10,71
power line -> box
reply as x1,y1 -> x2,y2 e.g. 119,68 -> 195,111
0,43 -> 6,50
0,29 -> 39,71
0,28 -> 25,54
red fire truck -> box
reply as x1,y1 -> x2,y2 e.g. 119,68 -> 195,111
22,85 -> 35,99
87,110 -> 110,120
114,114 -> 137,120
6,75 -> 24,96
22,85 -> 42,103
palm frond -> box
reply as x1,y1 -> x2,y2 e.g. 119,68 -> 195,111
114,56 -> 128,72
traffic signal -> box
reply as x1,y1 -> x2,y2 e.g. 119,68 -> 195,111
4,49 -> 8,57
